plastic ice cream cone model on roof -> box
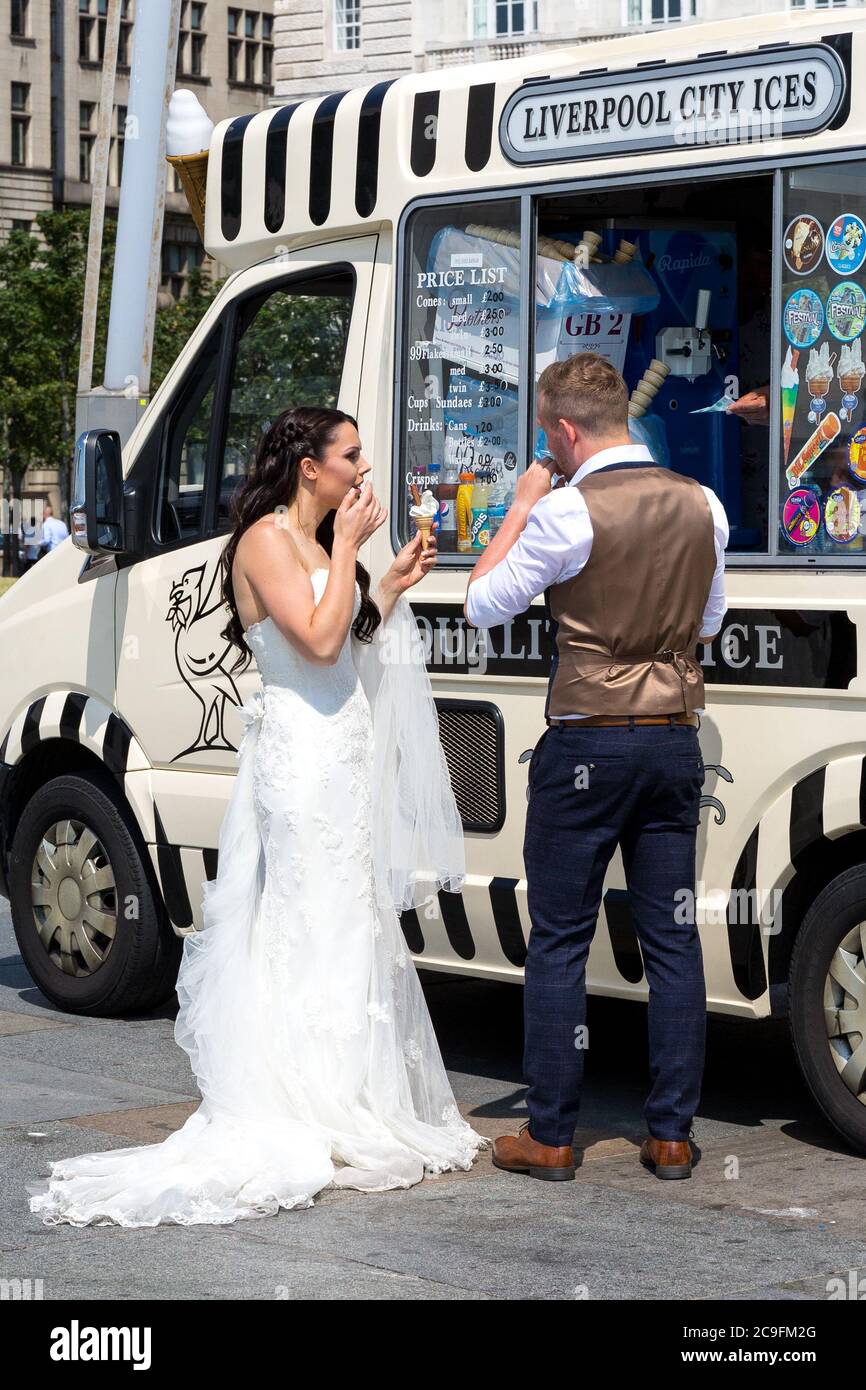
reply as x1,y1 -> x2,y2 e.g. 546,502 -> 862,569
165,89 -> 214,240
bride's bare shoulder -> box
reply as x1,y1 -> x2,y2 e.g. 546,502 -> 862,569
236,516 -> 304,575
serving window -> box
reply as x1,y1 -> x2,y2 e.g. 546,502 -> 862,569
395,159 -> 866,566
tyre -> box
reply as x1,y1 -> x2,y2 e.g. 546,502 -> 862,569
9,770 -> 181,1016
789,865 -> 866,1155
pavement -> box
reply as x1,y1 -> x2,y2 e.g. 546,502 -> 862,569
2,900 -> 866,1301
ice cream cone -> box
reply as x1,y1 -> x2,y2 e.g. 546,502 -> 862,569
415,516 -> 434,551
167,149 -> 209,240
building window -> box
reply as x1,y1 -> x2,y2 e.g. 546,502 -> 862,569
334,0 -> 361,51
789,0 -> 863,7
180,0 -> 207,77
110,103 -> 127,185
624,0 -> 696,20
118,0 -> 133,66
97,0 -> 108,59
262,12 -> 272,86
162,238 -> 205,300
79,100 -> 96,182
11,82 -> 30,166
79,0 -> 94,61
228,8 -> 269,84
470,0 -> 537,36
11,0 -> 28,39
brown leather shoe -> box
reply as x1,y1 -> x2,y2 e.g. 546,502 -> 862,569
639,1136 -> 693,1180
492,1121 -> 575,1182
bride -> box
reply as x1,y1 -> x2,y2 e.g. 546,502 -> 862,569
27,405 -> 488,1227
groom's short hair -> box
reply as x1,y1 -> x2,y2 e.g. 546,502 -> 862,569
538,352 -> 629,437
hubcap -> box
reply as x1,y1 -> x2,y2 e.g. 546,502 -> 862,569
30,818 -> 118,977
824,921 -> 866,1106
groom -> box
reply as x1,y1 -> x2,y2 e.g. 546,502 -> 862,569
464,351 -> 728,1182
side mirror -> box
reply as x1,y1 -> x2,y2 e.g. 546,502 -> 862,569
70,429 -> 125,554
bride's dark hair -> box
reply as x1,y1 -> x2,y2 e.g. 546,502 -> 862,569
220,405 -> 382,673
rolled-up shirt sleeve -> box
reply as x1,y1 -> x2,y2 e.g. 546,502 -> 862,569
465,491 -> 592,629
699,486 -> 729,640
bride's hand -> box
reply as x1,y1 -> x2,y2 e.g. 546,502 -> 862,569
333,482 -> 388,550
386,530 -> 437,593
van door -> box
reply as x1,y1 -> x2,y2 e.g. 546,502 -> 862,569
115,235 -> 377,774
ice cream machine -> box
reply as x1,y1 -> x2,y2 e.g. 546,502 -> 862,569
655,288 -> 714,382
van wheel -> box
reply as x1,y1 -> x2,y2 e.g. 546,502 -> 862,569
789,866 -> 866,1155
9,770 -> 181,1017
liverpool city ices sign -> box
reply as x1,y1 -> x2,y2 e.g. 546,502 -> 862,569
499,44 -> 847,164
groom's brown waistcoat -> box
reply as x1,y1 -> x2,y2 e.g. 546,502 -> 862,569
545,462 -> 717,719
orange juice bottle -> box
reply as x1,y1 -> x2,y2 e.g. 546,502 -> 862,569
456,472 -> 475,552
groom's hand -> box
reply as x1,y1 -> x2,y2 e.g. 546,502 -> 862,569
513,459 -> 557,515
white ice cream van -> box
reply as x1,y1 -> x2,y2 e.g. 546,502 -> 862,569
2,10 -> 866,1152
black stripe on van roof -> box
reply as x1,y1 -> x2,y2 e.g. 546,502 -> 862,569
309,90 -> 347,226
411,90 -> 439,177
264,102 -> 300,233
465,82 -> 496,173
221,112 -> 255,242
355,79 -> 396,218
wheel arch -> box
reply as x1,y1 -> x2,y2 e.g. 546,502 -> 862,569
724,753 -> 866,1012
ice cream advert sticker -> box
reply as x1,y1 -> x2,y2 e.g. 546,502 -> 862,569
826,281 -> 866,343
781,489 -> 821,546
848,427 -> 866,482
825,214 -> 866,276
825,486 -> 861,544
783,214 -> 824,276
783,288 -> 824,349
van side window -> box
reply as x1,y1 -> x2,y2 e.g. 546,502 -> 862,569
216,271 -> 354,530
156,326 -> 221,544
399,200 -> 522,560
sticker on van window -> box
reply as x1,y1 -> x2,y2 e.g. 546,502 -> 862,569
783,214 -> 824,276
781,488 -> 821,546
824,487 -> 861,544
826,281 -> 866,342
848,427 -> 866,482
783,288 -> 824,348
825,214 -> 866,276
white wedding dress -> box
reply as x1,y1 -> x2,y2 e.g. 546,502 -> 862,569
27,569 -> 487,1227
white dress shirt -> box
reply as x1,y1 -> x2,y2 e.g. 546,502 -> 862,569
41,516 -> 69,550
465,444 -> 729,718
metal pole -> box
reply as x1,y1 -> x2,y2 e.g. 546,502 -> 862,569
77,0 -> 121,396
103,0 -> 181,397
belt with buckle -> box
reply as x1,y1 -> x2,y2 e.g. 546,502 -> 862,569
547,712 -> 699,728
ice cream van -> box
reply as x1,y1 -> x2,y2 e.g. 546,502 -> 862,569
2,9 -> 866,1153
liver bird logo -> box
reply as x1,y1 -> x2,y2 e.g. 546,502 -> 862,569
166,562 -> 250,759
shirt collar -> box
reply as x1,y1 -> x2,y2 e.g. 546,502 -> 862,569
569,443 -> 654,486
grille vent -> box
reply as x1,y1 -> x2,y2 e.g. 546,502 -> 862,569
435,700 -> 504,834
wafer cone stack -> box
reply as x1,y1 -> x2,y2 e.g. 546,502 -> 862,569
628,359 -> 671,417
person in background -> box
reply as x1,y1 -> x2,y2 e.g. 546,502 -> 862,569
39,504 -> 69,553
